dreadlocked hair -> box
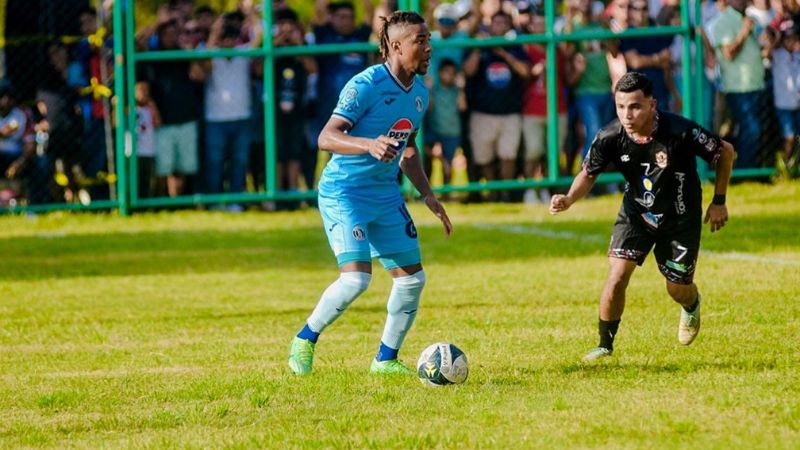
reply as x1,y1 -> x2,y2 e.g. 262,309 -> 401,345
378,11 -> 425,60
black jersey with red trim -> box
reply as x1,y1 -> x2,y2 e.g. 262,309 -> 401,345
583,111 -> 722,230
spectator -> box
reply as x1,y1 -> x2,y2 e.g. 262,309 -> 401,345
139,19 -> 206,198
563,0 -> 616,161
0,81 -> 48,205
463,11 -> 530,190
68,6 -> 112,200
521,7 -> 569,204
134,82 -> 161,198
273,8 -> 314,206
306,0 -> 375,189
429,1 -> 480,76
203,17 -> 259,211
767,22 -> 800,175
430,0 -> 482,200
38,41 -> 83,203
424,58 -> 467,187
607,0 -> 630,32
712,0 -> 766,168
620,0 -> 680,111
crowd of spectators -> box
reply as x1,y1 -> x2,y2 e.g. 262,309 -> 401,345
1,0 -> 798,209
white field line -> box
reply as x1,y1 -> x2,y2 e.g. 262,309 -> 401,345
473,223 -> 800,267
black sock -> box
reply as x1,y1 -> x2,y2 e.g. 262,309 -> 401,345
683,295 -> 700,313
683,301 -> 699,313
598,319 -> 621,350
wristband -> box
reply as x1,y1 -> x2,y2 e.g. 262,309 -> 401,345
712,194 -> 726,205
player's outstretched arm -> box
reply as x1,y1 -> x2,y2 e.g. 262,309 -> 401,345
318,116 -> 399,161
549,168 -> 597,215
704,140 -> 734,233
400,135 -> 453,236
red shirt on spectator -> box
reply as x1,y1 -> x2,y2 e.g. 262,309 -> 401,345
522,45 -> 568,117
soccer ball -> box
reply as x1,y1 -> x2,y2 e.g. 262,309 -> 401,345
417,342 -> 468,386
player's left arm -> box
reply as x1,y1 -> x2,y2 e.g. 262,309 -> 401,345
705,139 -> 735,233
400,132 -> 453,236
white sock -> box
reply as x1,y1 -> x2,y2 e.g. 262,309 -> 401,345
380,271 -> 426,350
307,272 -> 371,333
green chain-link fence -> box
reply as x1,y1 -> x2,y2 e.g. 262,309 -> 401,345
0,0 -> 779,215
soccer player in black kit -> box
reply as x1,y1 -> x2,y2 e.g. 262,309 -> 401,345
550,72 -> 735,361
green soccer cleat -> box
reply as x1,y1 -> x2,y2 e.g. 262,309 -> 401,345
288,337 -> 315,375
370,359 -> 415,376
678,297 -> 701,346
583,347 -> 613,362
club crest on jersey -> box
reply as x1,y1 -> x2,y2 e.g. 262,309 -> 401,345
352,226 -> 366,241
655,150 -> 668,169
387,118 -> 413,149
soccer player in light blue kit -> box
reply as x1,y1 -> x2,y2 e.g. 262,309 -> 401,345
288,11 -> 452,376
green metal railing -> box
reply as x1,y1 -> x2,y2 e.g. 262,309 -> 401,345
0,0 -> 775,215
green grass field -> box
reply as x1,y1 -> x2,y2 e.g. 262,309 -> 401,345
2,182 -> 799,449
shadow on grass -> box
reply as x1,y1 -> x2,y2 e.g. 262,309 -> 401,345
1,214 -> 796,281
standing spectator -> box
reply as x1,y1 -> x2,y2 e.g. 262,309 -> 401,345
620,0 -> 680,111
274,8 -> 313,205
768,23 -> 800,175
712,0 -> 767,168
68,6 -> 112,200
306,0 -> 375,190
463,11 -> 530,189
521,8 -> 569,203
38,41 -> 83,203
140,20 -> 206,198
424,59 -> 467,187
203,17 -> 259,211
429,1 -> 482,200
134,82 -> 161,198
564,0 -> 616,162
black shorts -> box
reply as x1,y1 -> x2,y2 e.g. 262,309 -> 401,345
608,206 -> 701,284
277,119 -> 306,163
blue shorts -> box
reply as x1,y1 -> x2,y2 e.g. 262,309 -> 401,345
776,108 -> 800,139
318,192 -> 421,269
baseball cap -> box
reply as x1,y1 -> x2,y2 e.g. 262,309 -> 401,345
434,3 -> 460,26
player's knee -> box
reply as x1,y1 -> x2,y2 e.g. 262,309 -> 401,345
339,272 -> 372,296
606,271 -> 631,293
387,270 -> 426,314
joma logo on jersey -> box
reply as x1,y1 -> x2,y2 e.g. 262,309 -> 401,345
387,118 -> 413,147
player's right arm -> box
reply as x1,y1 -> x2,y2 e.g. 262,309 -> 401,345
550,133 -> 611,214
549,168 -> 598,214
318,117 -> 400,162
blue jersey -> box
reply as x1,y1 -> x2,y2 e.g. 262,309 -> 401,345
318,64 -> 429,200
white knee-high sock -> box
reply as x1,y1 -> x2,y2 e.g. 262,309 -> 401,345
380,271 -> 426,350
307,272 -> 371,333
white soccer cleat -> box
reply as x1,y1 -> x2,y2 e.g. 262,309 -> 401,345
678,297 -> 701,345
583,347 -> 613,362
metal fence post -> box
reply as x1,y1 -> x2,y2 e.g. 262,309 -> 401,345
113,0 -> 128,216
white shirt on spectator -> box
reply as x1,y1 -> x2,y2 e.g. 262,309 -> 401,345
772,47 -> 800,110
205,48 -> 252,122
0,107 -> 27,155
136,105 -> 156,158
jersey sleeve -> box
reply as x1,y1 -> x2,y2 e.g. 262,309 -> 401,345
683,121 -> 722,166
583,133 -> 614,175
331,74 -> 373,126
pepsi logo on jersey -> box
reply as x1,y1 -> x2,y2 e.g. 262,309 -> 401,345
387,118 -> 413,150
